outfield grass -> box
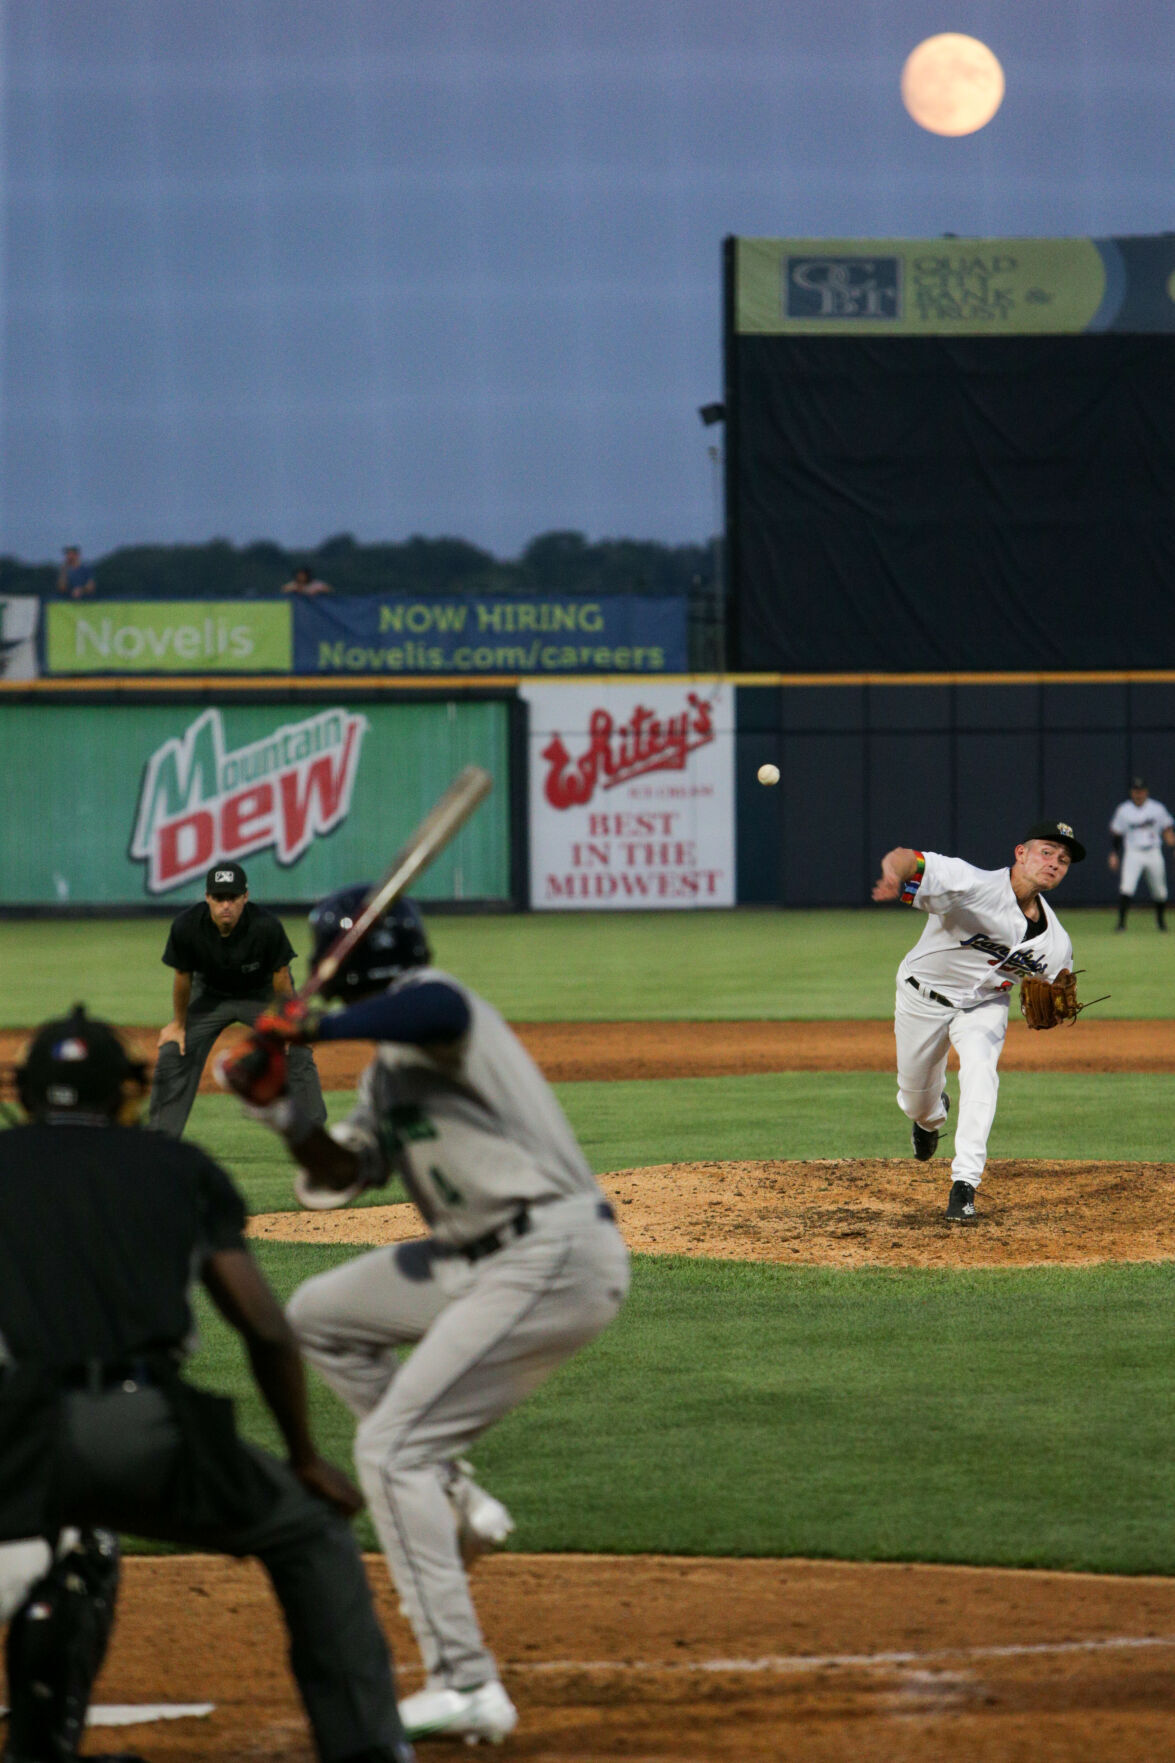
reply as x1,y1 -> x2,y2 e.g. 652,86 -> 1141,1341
177,1073 -> 1175,1577
5,906 -> 1170,1577
0,904 -> 1166,1025
190,1246 -> 1175,1575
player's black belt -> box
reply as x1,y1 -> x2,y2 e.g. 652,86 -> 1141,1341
58,1353 -> 178,1393
440,1199 -> 617,1264
906,976 -> 955,1009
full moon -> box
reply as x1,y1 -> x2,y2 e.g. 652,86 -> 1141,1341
901,34 -> 1005,137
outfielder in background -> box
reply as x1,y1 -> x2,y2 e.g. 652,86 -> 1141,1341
872,821 -> 1084,1225
148,860 -> 327,1137
222,888 -> 631,1748
1109,777 -> 1175,932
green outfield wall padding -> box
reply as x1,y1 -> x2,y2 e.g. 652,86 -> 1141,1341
0,699 -> 511,907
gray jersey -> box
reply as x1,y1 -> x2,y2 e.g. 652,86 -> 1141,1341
339,967 -> 601,1246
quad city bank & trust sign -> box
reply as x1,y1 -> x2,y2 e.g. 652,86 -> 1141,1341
733,235 -> 1175,336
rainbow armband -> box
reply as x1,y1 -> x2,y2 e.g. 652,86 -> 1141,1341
899,854 -> 925,905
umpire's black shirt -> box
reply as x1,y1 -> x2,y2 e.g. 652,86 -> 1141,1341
0,1123 -> 246,1367
162,901 -> 296,999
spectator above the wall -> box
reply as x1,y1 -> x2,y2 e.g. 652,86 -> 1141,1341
281,565 -> 332,596
57,545 -> 95,598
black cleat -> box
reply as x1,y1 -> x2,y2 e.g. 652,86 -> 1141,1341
911,1092 -> 949,1162
945,1180 -> 977,1224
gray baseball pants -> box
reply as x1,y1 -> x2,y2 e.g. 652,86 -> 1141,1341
287,1194 -> 630,1691
148,982 -> 327,1138
41,1384 -> 406,1763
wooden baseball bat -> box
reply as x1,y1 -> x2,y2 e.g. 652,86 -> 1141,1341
298,763 -> 493,1001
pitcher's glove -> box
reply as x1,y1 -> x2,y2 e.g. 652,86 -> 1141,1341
1019,968 -> 1081,1031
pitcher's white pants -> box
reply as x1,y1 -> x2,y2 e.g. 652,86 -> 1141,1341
894,984 -> 1011,1188
1121,847 -> 1168,901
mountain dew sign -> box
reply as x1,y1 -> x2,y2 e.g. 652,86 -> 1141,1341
131,706 -> 367,892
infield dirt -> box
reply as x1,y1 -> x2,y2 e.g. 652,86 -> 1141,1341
4,1015 -> 1175,1083
71,1554 -> 1175,1762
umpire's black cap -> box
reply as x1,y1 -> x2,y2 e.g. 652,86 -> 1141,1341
206,861 -> 247,896
17,1004 -> 148,1117
1023,820 -> 1086,863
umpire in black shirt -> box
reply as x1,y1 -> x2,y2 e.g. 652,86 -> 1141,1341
0,1006 -> 413,1763
148,860 -> 326,1137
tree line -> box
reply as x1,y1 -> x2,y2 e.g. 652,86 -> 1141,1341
0,530 -> 715,601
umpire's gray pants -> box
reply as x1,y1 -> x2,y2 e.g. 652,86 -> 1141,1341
148,984 -> 327,1138
287,1195 -> 630,1691
52,1385 -> 405,1763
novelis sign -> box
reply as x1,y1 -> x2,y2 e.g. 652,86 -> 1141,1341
130,707 -> 368,892
48,602 -> 291,674
293,594 -> 687,675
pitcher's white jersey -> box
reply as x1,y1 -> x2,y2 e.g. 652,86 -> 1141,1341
898,852 -> 1074,1007
1110,797 -> 1174,852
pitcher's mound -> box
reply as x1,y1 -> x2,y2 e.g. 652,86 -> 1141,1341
250,1158 -> 1175,1269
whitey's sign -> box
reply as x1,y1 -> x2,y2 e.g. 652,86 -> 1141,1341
130,706 -> 367,892
521,681 -> 735,909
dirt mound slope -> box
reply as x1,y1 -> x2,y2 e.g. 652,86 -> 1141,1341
249,1157 -> 1175,1269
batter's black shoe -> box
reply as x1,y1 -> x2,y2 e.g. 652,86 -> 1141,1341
945,1181 -> 977,1224
911,1093 -> 950,1162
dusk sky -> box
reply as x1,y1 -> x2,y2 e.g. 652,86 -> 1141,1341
3,0 -> 1173,565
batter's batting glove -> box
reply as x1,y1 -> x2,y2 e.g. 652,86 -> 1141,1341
214,1033 -> 289,1106
253,998 -> 323,1044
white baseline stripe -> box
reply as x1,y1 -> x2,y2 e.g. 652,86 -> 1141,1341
9,1637 -> 1161,1725
88,1703 -> 215,1726
509,1633 -> 1175,1674
0,1704 -> 215,1727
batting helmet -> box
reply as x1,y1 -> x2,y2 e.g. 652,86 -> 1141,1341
308,887 -> 431,1001
16,1005 -> 148,1121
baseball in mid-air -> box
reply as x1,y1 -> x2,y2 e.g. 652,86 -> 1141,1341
757,763 -> 780,786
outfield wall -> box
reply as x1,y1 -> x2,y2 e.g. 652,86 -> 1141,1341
735,679 -> 1175,907
1,675 -> 1169,910
0,692 -> 517,908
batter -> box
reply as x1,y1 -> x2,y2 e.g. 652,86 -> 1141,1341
226,889 -> 630,1746
1109,778 -> 1175,932
871,820 -> 1083,1224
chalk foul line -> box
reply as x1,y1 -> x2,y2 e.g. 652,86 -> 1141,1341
507,1633 -> 1175,1674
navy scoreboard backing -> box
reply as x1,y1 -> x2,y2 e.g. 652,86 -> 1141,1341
725,235 -> 1175,673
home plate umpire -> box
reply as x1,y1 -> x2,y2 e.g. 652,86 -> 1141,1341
0,1005 -> 414,1763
